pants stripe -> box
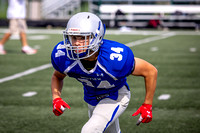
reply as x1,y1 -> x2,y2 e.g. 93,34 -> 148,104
103,105 -> 120,132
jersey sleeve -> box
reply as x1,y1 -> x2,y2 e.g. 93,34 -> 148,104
51,41 -> 67,74
112,46 -> 135,78
123,47 -> 135,76
51,53 -> 63,73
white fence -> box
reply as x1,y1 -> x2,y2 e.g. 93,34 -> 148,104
99,4 -> 200,28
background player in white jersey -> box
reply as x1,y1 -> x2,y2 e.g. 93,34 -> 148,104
51,12 -> 157,133
0,0 -> 37,55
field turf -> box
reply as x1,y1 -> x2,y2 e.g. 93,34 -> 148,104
0,29 -> 200,133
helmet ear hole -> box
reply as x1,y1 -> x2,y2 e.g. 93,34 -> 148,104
99,36 -> 102,40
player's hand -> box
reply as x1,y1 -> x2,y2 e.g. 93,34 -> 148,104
53,98 -> 71,116
132,103 -> 152,126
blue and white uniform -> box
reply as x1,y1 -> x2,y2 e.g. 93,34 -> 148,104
51,39 -> 135,133
51,39 -> 135,105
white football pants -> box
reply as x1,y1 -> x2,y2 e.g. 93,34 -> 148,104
81,85 -> 131,133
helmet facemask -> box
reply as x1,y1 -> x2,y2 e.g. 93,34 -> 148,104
63,30 -> 100,60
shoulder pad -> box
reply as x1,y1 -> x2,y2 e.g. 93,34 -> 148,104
98,39 -> 135,78
51,41 -> 74,73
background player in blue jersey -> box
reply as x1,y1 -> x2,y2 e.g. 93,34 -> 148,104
51,12 -> 157,133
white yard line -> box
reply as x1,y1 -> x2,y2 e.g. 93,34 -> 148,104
0,31 -> 176,84
22,91 -> 38,97
158,94 -> 171,100
0,64 -> 52,83
125,32 -> 176,47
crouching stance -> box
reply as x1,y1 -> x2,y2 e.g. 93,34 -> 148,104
51,12 -> 157,133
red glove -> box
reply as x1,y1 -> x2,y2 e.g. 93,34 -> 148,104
53,98 -> 71,116
132,103 -> 152,126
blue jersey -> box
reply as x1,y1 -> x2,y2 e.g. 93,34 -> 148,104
51,39 -> 135,106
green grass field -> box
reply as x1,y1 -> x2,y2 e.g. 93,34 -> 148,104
0,29 -> 200,133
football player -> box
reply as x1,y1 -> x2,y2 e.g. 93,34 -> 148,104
51,12 -> 157,133
0,0 -> 37,55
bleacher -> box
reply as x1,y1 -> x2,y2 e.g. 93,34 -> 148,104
42,0 -> 81,19
88,0 -> 200,29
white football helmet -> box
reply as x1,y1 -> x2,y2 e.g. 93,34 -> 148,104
63,12 -> 106,60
